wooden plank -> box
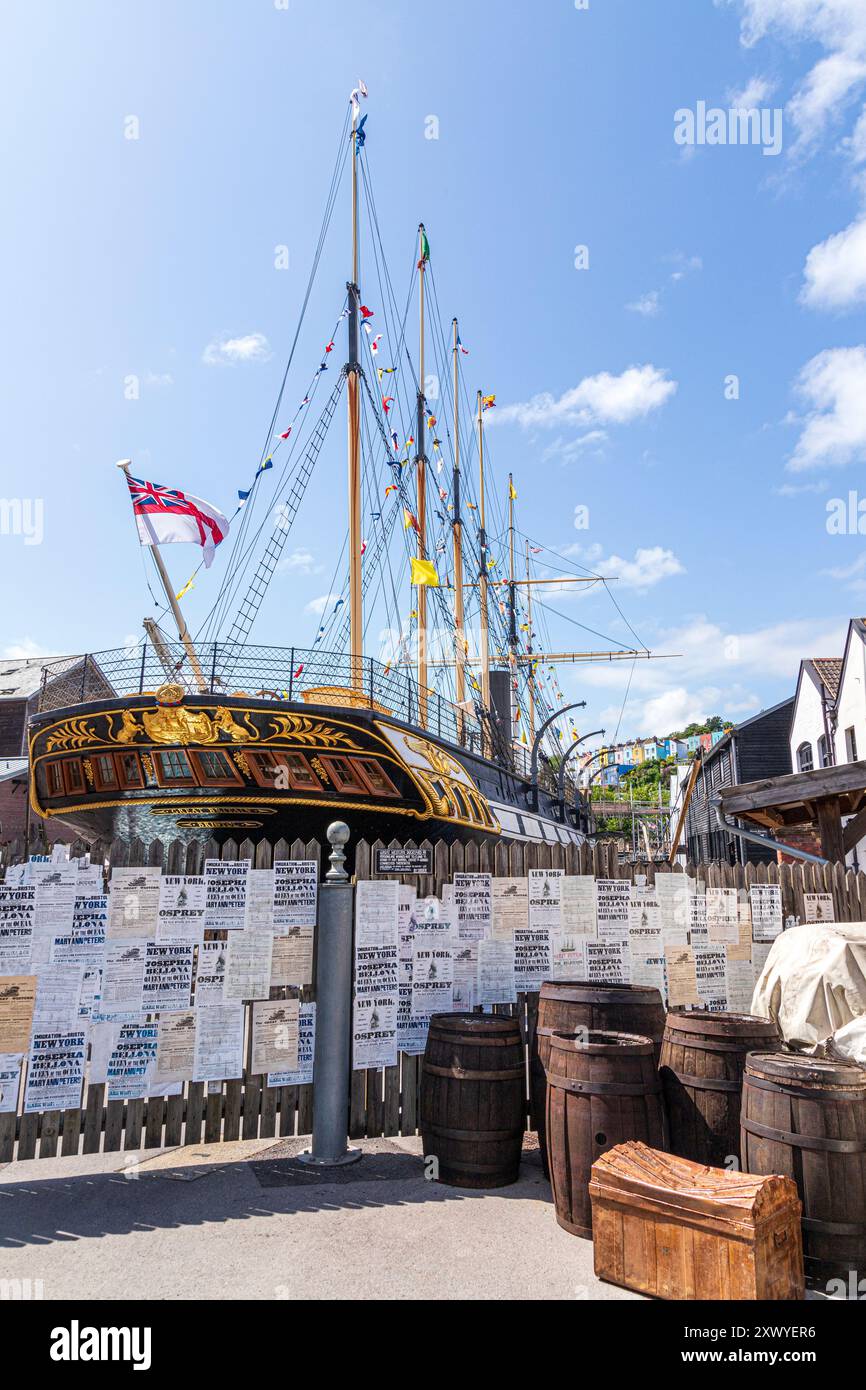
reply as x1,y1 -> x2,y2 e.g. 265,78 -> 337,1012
0,1113 -> 16,1163
38,1110 -> 61,1158
165,1092 -> 185,1147
144,1095 -> 164,1149
279,1085 -> 298,1137
383,1063 -> 400,1137
204,1086 -> 223,1144
184,1082 -> 204,1145
125,1098 -> 144,1151
17,1112 -> 38,1160
60,1105 -> 82,1158
83,1082 -> 105,1154
223,1079 -> 242,1141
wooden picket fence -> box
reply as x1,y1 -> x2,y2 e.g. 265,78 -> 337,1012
2,832 -> 864,1163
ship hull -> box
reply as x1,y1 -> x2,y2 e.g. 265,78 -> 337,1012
28,690 -> 583,850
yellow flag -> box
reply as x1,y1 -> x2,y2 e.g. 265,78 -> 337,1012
509,481 -> 517,500
410,557 -> 439,587
175,576 -> 195,601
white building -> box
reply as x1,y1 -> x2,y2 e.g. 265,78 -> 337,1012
789,619 -> 866,866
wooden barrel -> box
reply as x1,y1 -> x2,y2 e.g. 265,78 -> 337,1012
660,1011 -> 781,1167
741,1051 -> 866,1281
545,1029 -> 667,1238
420,1013 -> 525,1189
531,982 -> 665,1177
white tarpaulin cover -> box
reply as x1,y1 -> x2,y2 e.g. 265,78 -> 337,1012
751,922 -> 866,1066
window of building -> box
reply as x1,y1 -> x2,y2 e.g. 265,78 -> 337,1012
154,749 -> 195,787
93,754 -> 119,791
62,758 -> 86,795
280,752 -> 322,791
354,758 -> 400,798
817,735 -> 831,769
846,727 -> 858,763
190,749 -> 243,788
797,742 -> 814,773
318,756 -> 368,795
45,760 -> 65,798
117,752 -> 145,788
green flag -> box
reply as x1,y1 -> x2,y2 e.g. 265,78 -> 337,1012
419,227 -> 430,262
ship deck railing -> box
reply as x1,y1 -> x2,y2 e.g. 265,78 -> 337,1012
34,642 -> 572,794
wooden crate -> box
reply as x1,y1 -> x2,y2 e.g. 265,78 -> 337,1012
589,1141 -> 804,1301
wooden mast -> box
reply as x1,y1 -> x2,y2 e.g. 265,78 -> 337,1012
477,390 -> 491,747
416,224 -> 428,727
525,539 -> 535,745
347,103 -> 363,691
451,319 -> 466,718
117,459 -> 207,693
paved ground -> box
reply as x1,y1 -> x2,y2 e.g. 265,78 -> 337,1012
0,1136 -> 642,1301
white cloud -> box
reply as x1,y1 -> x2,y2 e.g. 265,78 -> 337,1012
203,332 -> 271,366
734,0 -> 866,152
491,365 -> 677,430
566,542 -> 685,591
2,639 -> 52,660
565,612 -> 847,740
728,75 -> 776,107
626,291 -> 661,317
801,212 -> 866,309
277,548 -> 321,576
144,371 -> 174,388
305,592 -> 342,616
787,345 -> 866,469
542,431 -> 608,463
821,552 -> 866,591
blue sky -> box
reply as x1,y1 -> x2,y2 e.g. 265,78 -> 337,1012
2,0 -> 866,740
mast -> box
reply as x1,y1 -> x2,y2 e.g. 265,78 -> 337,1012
347,104 -> 363,691
451,319 -> 466,717
117,459 -> 207,693
525,540 -> 535,745
477,390 -> 491,747
415,224 -> 429,727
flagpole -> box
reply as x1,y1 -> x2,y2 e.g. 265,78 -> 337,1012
347,102 -> 363,693
415,223 -> 428,728
116,460 -> 208,693
526,540 -> 535,746
451,319 -> 466,732
477,391 -> 491,752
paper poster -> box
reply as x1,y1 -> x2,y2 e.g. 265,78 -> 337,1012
192,1004 -> 245,1082
108,868 -> 161,940
453,873 -> 492,942
270,929 -> 314,987
514,925 -> 553,992
95,940 -> 147,1021
694,944 -> 727,1006
142,942 -> 195,1013
87,1020 -> 122,1085
78,966 -> 102,1020
491,878 -> 528,941
752,940 -> 773,983
268,1002 -> 316,1086
665,946 -> 699,1007
452,943 -> 477,1010
630,954 -> 666,997
0,976 -> 37,1052
244,869 -> 275,931
156,876 -> 206,943
629,897 -> 662,958
0,1054 -> 22,1114
155,1010 -> 196,1084
585,938 -> 629,985
707,887 -> 738,945
273,860 -> 318,931
551,928 -> 588,980
31,863 -> 78,967
107,1021 -> 159,1101
352,993 -> 398,1070
804,893 -> 834,924
32,965 -> 85,1033
725,955 -> 756,1012
750,885 -> 783,942
561,876 -> 597,938
223,930 -> 273,1002
528,869 -> 563,932
398,887 -> 417,984
23,1029 -> 87,1113
656,874 -> 690,947
203,859 -> 251,931
688,893 -> 708,948
411,933 -> 453,1015
74,862 -> 103,896
0,885 -> 35,973
727,896 -> 754,962
355,936 -> 399,996
251,999 -> 300,1074
477,939 -> 516,1006
194,940 -> 227,1005
396,985 -> 428,1055
414,895 -> 457,945
595,879 -> 631,941
355,879 -> 400,946
51,896 -> 108,969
